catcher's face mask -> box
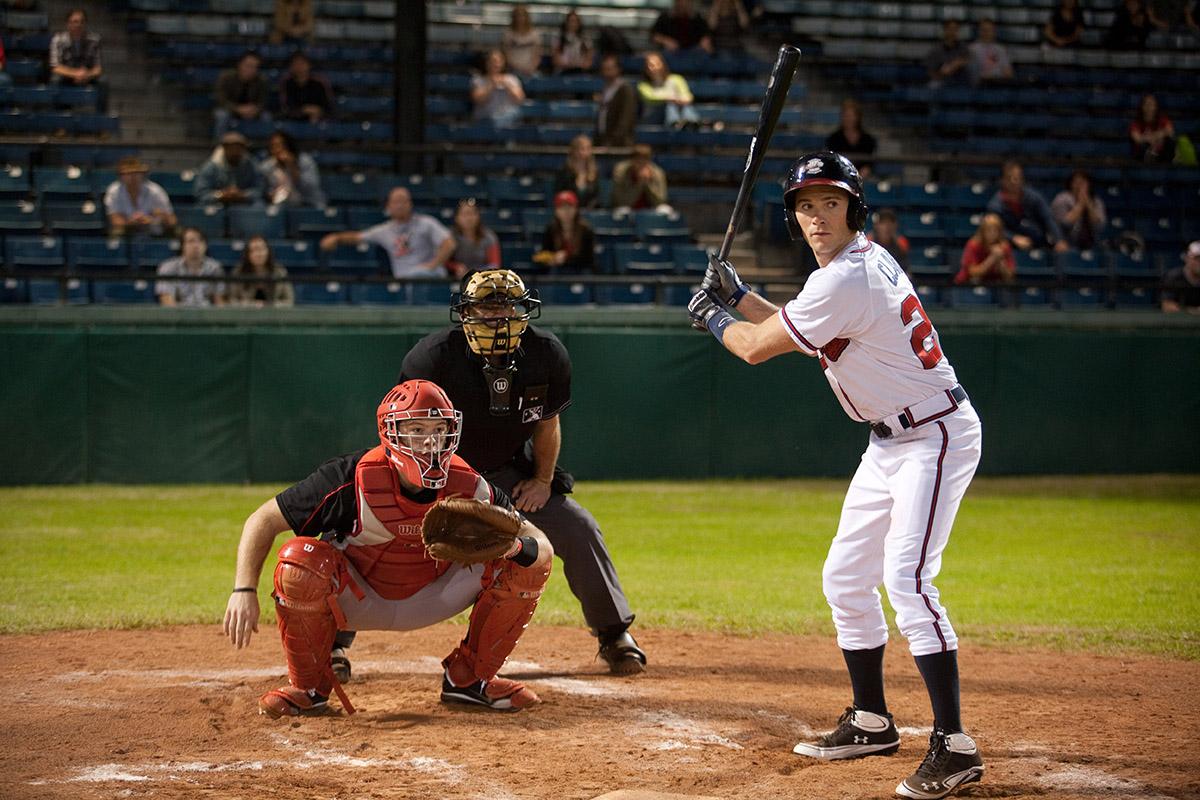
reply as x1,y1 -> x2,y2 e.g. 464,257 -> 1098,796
451,269 -> 541,366
377,381 -> 463,489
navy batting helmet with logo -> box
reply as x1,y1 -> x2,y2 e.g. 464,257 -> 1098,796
782,151 -> 869,239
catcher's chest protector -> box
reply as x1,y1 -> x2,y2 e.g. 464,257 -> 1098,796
347,446 -> 482,600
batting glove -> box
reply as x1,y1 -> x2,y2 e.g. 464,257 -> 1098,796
688,290 -> 735,343
702,251 -> 751,307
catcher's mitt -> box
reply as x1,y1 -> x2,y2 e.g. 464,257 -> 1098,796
421,498 -> 523,565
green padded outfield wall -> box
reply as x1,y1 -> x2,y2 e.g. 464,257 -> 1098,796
2,308 -> 1198,484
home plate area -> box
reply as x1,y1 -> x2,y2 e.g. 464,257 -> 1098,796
2,624 -> 1196,800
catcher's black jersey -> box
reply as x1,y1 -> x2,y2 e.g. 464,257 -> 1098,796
399,324 -> 572,473
275,449 -> 513,537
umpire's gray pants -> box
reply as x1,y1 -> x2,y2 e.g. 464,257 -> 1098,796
484,463 -> 633,634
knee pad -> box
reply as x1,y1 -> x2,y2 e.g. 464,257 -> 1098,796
448,552 -> 552,683
272,538 -> 355,704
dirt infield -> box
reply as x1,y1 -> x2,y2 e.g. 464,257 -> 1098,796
2,624 -> 1197,800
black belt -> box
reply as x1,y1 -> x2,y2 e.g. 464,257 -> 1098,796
870,385 -> 968,439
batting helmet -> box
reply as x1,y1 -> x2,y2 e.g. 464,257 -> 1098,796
450,269 -> 541,366
782,151 -> 869,239
377,380 -> 462,490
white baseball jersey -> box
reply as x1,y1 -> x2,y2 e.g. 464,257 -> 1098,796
779,234 -> 959,423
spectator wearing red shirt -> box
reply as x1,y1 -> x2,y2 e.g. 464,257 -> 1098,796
1129,93 -> 1176,163
956,213 -> 1015,285
0,34 -> 11,88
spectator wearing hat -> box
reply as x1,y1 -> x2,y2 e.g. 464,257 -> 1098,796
448,199 -> 501,278
279,51 -> 334,123
866,209 -> 910,273
320,187 -> 455,278
103,157 -> 176,237
1162,241 -> 1200,313
49,9 -> 107,112
539,191 -> 596,273
195,131 -> 264,206
611,144 -> 672,214
213,51 -> 270,137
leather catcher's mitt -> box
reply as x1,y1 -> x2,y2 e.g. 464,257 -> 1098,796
421,498 -> 523,564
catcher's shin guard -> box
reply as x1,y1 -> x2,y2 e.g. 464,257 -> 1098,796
266,537 -> 363,716
446,545 -> 552,683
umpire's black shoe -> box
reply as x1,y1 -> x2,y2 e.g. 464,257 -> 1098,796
895,730 -> 984,799
598,630 -> 647,676
792,707 -> 900,760
331,647 -> 351,684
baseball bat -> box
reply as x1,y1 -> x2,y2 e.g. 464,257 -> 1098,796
717,44 -> 801,262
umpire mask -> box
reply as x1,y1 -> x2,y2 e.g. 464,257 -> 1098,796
451,269 -> 541,368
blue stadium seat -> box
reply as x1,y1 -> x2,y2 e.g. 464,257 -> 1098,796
0,201 -> 43,234
348,281 -> 407,305
673,245 -> 709,275
535,281 -> 593,305
595,281 -> 656,305
295,280 -> 348,304
488,175 -> 548,207
432,175 -> 486,204
1113,253 -> 1158,278
522,208 -> 554,240
1016,285 -> 1054,310
45,202 -> 105,235
29,277 -> 89,305
322,241 -> 384,274
205,239 -> 243,269
0,277 -> 28,304
34,166 -> 92,200
947,285 -> 999,308
0,166 -> 30,199
1058,287 -> 1107,310
177,206 -> 226,240
346,207 -> 387,230
634,211 -> 691,244
1112,286 -> 1157,310
68,237 -> 130,271
1057,249 -> 1106,279
228,206 -> 285,239
324,173 -> 380,206
480,208 -> 523,242
6,235 -> 65,270
410,281 -> 456,306
91,278 -> 156,304
612,242 -> 672,273
132,239 -> 178,272
287,206 -> 345,238
899,211 -> 946,245
150,171 -> 196,200
1013,248 -> 1056,280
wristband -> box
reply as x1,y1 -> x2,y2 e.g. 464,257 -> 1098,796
507,535 -> 539,568
705,308 -> 735,344
232,587 -> 257,593
727,282 -> 750,307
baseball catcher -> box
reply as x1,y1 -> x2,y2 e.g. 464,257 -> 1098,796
223,379 -> 554,716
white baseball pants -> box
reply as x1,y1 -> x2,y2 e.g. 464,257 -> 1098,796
822,405 -> 982,657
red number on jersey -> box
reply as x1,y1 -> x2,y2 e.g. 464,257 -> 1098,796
900,294 -> 943,370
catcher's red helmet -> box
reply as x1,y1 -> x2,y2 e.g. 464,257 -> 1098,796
377,380 -> 463,489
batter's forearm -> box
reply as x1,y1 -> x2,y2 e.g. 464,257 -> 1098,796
736,292 -> 780,324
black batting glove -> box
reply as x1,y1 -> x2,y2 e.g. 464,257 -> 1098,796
702,251 -> 751,307
688,290 -> 735,342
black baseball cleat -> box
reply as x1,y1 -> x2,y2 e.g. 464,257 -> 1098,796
598,630 -> 647,676
895,730 -> 984,799
440,670 -> 539,711
331,646 -> 351,684
792,707 -> 901,759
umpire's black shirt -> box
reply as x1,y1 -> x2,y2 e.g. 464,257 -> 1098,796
399,324 -> 572,473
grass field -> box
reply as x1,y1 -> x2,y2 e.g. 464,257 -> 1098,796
1,476 -> 1197,658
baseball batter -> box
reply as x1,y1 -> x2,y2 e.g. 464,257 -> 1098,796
688,151 -> 984,800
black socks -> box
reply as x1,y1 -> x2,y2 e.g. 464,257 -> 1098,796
841,645 -> 888,716
914,649 -> 962,733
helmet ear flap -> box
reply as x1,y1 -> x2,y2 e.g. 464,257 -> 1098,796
849,198 -> 869,232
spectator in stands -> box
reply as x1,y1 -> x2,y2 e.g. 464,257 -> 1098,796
611,144 -> 672,214
214,51 -> 270,137
503,4 -> 543,77
279,52 -> 334,123
968,19 -> 1014,86
49,9 -> 107,112
1187,0 -> 1199,30
595,54 -> 637,147
708,0 -> 751,53
638,52 -> 700,130
925,20 -> 969,88
1129,93 -> 1176,163
1161,240 -> 1200,313
553,11 -> 593,74
650,0 -> 714,54
986,160 -> 1069,253
554,134 -> 600,209
103,156 -> 177,238
1043,0 -> 1084,48
825,99 -> 877,178
447,199 -> 501,278
538,191 -> 596,273
1105,0 -> 1155,48
156,227 -> 226,307
196,131 -> 264,207
1050,169 -> 1107,251
229,235 -> 294,307
471,50 -> 526,128
0,35 -> 12,89
261,130 -> 326,209
271,0 -> 314,45
867,209 -> 910,273
956,213 -> 1016,285
320,187 -> 455,278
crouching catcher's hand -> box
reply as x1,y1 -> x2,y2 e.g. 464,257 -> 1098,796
422,498 -> 523,564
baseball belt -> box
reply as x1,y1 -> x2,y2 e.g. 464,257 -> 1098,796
870,384 -> 968,439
